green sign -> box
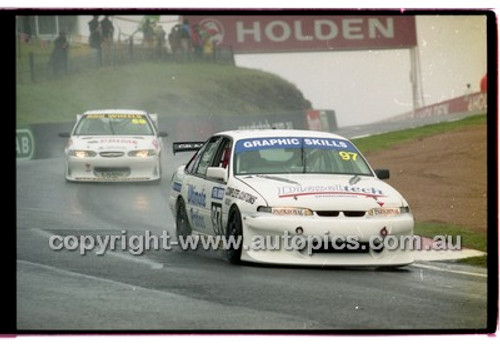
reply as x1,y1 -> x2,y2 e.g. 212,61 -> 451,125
16,129 -> 35,160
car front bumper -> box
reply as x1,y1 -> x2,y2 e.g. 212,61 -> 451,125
239,213 -> 415,266
65,155 -> 160,182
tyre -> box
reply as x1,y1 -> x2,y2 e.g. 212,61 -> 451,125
225,207 -> 243,264
176,197 -> 191,240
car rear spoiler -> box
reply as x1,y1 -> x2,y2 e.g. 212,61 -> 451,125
173,142 -> 205,154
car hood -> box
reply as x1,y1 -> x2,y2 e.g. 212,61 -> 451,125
235,174 -> 407,211
70,136 -> 158,152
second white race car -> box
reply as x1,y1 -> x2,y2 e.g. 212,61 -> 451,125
169,129 -> 414,267
59,109 -> 168,182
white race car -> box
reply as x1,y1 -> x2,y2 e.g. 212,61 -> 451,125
169,129 -> 414,266
59,109 -> 168,182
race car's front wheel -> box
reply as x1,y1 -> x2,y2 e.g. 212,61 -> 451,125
225,207 -> 243,264
176,198 -> 191,240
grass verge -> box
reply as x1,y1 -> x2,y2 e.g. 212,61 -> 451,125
352,114 -> 486,154
16,61 -> 310,126
414,217 -> 487,267
352,114 -> 488,267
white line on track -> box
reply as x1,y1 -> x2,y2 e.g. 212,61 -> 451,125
18,259 -> 171,296
413,263 -> 487,278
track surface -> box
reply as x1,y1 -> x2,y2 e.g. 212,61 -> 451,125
16,151 -> 488,331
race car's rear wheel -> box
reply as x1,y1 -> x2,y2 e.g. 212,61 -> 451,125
176,198 -> 191,240
225,207 -> 243,264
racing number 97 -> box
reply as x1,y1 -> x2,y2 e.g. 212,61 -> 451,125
211,203 -> 224,236
339,151 -> 358,161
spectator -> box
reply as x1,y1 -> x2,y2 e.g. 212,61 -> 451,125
203,35 -> 215,62
179,20 -> 192,60
142,19 -> 154,48
100,16 -> 114,65
100,16 -> 114,44
88,16 -> 102,66
88,15 -> 101,49
155,25 -> 166,59
480,74 -> 487,93
168,24 -> 181,55
50,32 -> 69,75
191,24 -> 203,60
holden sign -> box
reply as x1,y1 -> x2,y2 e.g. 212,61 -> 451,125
182,15 -> 417,53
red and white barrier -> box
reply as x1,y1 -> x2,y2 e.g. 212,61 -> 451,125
387,92 -> 487,122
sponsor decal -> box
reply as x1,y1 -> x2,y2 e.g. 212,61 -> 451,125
467,93 -> 487,112
189,208 -> 206,229
226,187 -> 257,204
303,138 -> 349,149
211,186 -> 225,200
86,113 -> 145,119
278,184 -> 384,198
16,129 -> 35,160
183,16 -> 417,53
199,18 -> 225,46
235,137 -> 356,154
99,139 -> 139,145
172,182 -> 182,192
173,142 -> 205,154
187,185 -> 207,207
237,119 -> 294,130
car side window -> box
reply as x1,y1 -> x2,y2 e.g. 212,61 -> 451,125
194,137 -> 221,176
212,138 -> 232,169
184,151 -> 200,174
185,142 -> 207,174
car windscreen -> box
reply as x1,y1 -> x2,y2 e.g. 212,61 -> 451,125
234,136 -> 373,176
74,113 -> 154,136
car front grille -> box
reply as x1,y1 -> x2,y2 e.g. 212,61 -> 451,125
316,211 -> 366,217
99,151 -> 125,158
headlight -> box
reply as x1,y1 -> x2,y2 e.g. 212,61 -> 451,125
128,149 -> 156,157
69,150 -> 97,158
257,206 -> 314,216
367,206 -> 410,217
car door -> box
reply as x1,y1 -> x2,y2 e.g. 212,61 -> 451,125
183,137 -> 222,234
205,137 -> 232,237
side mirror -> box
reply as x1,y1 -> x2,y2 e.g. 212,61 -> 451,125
59,132 -> 70,138
158,131 -> 168,137
206,167 -> 228,183
375,169 -> 390,180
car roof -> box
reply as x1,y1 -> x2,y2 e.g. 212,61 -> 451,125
82,109 -> 149,115
214,129 -> 349,141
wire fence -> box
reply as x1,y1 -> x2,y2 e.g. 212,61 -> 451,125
16,38 -> 235,85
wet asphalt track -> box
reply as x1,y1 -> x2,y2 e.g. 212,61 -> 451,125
16,148 -> 489,332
